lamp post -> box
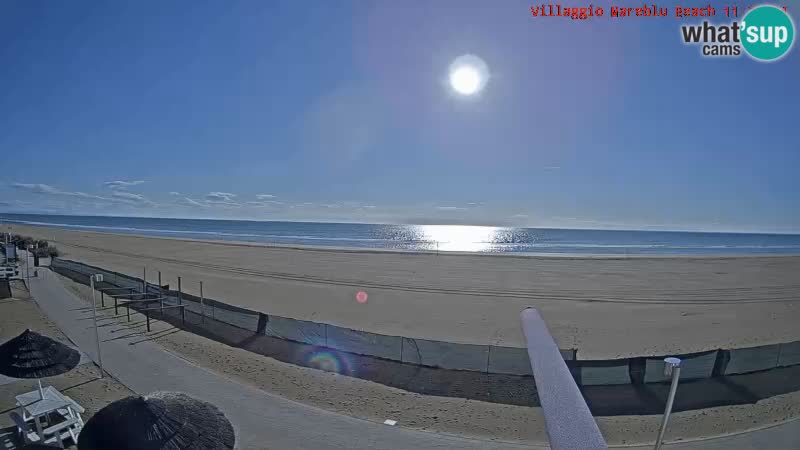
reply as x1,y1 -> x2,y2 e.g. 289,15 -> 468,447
654,357 -> 682,450
90,274 -> 105,378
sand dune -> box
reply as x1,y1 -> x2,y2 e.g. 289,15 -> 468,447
15,224 -> 800,358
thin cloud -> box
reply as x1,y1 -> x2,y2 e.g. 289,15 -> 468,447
256,194 -> 275,200
13,182 -> 156,207
176,197 -> 206,208
111,191 -> 155,206
169,191 -> 182,196
14,183 -> 109,201
205,192 -> 237,202
246,200 -> 284,207
512,214 -> 529,218
103,180 -> 145,190
544,166 -> 561,170
436,206 -> 467,211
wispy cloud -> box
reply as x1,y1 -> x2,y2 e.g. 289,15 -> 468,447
14,183 -> 110,201
176,197 -> 206,208
13,182 -> 155,207
103,180 -> 145,190
256,194 -> 275,200
511,214 -> 529,218
111,191 -> 155,206
204,192 -> 240,207
544,166 -> 561,170
205,192 -> 237,202
436,206 -> 467,211
169,191 -> 182,196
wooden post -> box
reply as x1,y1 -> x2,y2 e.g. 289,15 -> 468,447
101,290 -> 104,308
146,309 -> 151,332
200,281 -> 205,323
114,298 -> 118,315
177,277 -> 182,305
158,271 -> 164,313
127,303 -> 131,322
143,266 -> 146,295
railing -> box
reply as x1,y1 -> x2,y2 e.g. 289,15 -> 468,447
521,307 -> 607,450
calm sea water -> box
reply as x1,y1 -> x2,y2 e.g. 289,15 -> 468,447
2,214 -> 800,255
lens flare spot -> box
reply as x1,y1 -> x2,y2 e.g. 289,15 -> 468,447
301,347 -> 354,376
356,290 -> 368,304
308,352 -> 341,373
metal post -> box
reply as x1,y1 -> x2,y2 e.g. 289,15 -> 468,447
90,275 -> 104,378
146,310 -> 151,332
654,357 -> 682,450
114,297 -> 118,315
143,266 -> 146,295
101,291 -> 105,308
200,281 -> 205,323
158,271 -> 163,313
127,303 -> 131,322
158,271 -> 162,293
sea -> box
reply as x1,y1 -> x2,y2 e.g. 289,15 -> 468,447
2,213 -> 800,256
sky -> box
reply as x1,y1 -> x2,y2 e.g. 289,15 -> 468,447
1,1 -> 798,232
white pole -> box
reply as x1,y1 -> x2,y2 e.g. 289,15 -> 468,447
90,275 -> 104,378
654,357 -> 682,450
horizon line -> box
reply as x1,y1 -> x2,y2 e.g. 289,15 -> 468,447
1,211 -> 799,236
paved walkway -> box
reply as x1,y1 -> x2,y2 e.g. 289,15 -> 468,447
23,260 -> 800,449
27,267 -> 536,450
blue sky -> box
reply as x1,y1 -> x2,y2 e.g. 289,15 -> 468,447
1,1 -> 798,232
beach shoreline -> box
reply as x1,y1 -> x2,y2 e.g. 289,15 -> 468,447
11,223 -> 800,358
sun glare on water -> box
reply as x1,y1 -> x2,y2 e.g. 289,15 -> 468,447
449,54 -> 489,96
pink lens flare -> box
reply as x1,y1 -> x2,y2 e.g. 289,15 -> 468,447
355,290 -> 368,304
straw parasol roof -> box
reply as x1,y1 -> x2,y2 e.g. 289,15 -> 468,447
0,329 -> 80,379
78,391 -> 236,450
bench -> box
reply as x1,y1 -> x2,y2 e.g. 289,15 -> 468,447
10,410 -> 81,448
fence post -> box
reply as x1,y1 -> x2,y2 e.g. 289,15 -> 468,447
127,303 -> 131,322
178,277 -> 184,325
114,298 -> 118,315
101,291 -> 104,308
143,266 -> 146,295
146,309 -> 151,332
200,281 -> 205,323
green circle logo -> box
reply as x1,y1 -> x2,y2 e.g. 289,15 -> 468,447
741,5 -> 795,61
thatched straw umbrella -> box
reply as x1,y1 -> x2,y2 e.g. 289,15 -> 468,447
78,391 -> 236,450
0,329 -> 80,397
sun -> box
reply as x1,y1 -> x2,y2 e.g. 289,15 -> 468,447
448,54 -> 489,96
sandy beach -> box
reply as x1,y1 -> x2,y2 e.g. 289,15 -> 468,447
14,224 -> 800,358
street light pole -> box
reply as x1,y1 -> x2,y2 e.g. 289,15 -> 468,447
654,357 -> 682,450
90,274 -> 105,378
